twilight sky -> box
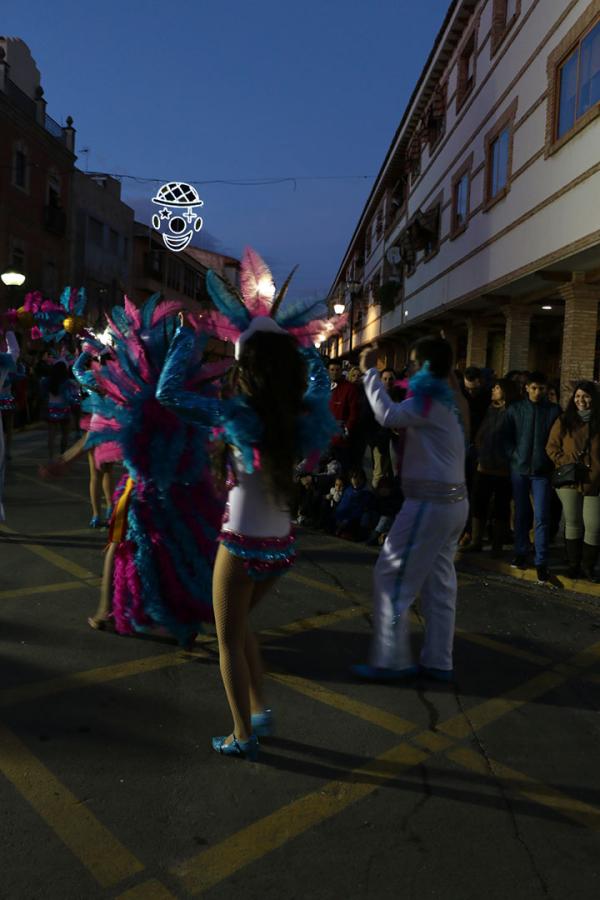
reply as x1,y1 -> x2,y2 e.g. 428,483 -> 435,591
3,0 -> 448,298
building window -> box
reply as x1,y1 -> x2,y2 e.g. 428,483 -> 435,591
166,257 -> 181,291
547,6 -> 600,155
484,99 -> 517,209
456,28 -> 477,111
375,207 -> 384,242
122,236 -> 129,260
47,172 -> 61,208
489,129 -> 510,197
423,204 -> 441,260
365,226 -> 372,259
12,142 -> 29,191
556,19 -> 600,140
491,0 -> 521,56
109,228 -> 119,255
89,217 -> 104,247
184,266 -> 196,297
451,154 -> 473,238
10,239 -> 26,272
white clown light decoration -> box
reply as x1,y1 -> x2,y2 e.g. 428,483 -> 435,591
151,182 -> 204,252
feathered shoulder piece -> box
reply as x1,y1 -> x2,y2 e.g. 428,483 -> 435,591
194,247 -> 346,356
409,364 -> 457,412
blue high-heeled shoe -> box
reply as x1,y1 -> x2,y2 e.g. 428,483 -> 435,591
89,515 -> 102,529
251,709 -> 273,737
103,507 -> 113,527
211,734 -> 259,760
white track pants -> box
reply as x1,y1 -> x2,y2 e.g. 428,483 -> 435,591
369,498 -> 468,671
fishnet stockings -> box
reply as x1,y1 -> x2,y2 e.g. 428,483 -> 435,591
212,544 -> 276,742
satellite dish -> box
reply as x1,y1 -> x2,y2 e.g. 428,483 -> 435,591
386,246 -> 401,265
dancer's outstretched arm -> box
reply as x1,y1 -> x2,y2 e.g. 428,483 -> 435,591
156,324 -> 223,426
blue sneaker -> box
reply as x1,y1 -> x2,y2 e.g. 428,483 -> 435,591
419,666 -> 455,683
212,734 -> 259,760
351,663 -> 418,682
251,709 -> 273,737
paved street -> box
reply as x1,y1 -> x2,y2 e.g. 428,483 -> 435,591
1,427 -> 600,900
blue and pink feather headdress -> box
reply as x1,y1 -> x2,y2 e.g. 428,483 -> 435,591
196,248 -> 346,358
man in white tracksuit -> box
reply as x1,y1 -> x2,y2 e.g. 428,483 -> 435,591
353,337 -> 469,682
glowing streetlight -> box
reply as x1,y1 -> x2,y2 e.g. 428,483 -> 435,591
1,269 -> 26,287
333,302 -> 345,315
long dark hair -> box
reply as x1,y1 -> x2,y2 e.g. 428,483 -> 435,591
560,381 -> 600,437
494,377 -> 520,406
48,361 -> 69,395
236,331 -> 307,504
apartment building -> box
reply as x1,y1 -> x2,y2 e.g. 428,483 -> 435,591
0,37 -> 76,308
329,0 -> 600,401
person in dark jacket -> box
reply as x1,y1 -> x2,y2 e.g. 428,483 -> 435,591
462,378 -> 520,556
502,371 -> 561,581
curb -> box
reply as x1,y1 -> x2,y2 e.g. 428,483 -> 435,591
456,551 -> 600,599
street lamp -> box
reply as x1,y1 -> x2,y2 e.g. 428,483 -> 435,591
1,269 -> 26,287
333,301 -> 345,316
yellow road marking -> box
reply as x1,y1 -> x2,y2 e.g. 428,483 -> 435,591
260,603 -> 368,640
0,720 -> 144,887
0,652 -> 193,708
0,580 -> 82,601
453,627 -> 552,667
115,878 -> 180,899
172,741 -> 428,895
15,470 -> 89,502
439,671 -> 566,739
446,747 -> 600,831
268,670 -> 416,736
0,524 -> 98,580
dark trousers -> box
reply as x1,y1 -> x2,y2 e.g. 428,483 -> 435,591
471,471 -> 511,523
511,474 -> 552,566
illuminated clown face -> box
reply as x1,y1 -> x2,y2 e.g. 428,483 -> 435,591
151,181 -> 204,252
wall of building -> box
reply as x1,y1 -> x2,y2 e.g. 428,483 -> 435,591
332,0 -> 600,361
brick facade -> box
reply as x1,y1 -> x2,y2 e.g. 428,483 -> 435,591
502,303 -> 531,373
559,282 -> 600,406
466,317 -> 488,367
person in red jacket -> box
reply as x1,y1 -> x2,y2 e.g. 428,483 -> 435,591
327,359 -> 360,468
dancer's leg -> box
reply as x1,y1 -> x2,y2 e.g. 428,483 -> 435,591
101,463 -> 115,510
246,577 -> 277,714
48,422 -> 56,459
89,541 -> 117,626
4,411 -> 13,457
88,451 -> 101,518
59,417 -> 70,454
212,544 -> 255,742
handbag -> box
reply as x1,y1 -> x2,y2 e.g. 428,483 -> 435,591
552,461 -> 589,487
552,423 -> 592,487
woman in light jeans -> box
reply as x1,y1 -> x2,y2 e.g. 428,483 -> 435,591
546,381 -> 600,580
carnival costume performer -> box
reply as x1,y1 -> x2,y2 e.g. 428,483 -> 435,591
353,337 -> 469,683
0,331 -> 19,522
157,248 -> 341,760
72,337 -> 117,527
80,294 -> 227,646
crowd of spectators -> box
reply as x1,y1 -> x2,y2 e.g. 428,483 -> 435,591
292,354 -> 600,584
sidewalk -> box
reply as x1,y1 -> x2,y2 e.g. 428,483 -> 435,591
457,545 -> 600,602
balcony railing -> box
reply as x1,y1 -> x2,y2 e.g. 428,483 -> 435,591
44,113 -> 65,142
6,79 -> 66,143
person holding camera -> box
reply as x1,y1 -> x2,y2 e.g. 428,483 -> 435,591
546,381 -> 600,581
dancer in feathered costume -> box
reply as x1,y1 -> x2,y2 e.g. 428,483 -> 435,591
157,248 -> 343,760
81,294 -> 227,646
0,330 -> 20,521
